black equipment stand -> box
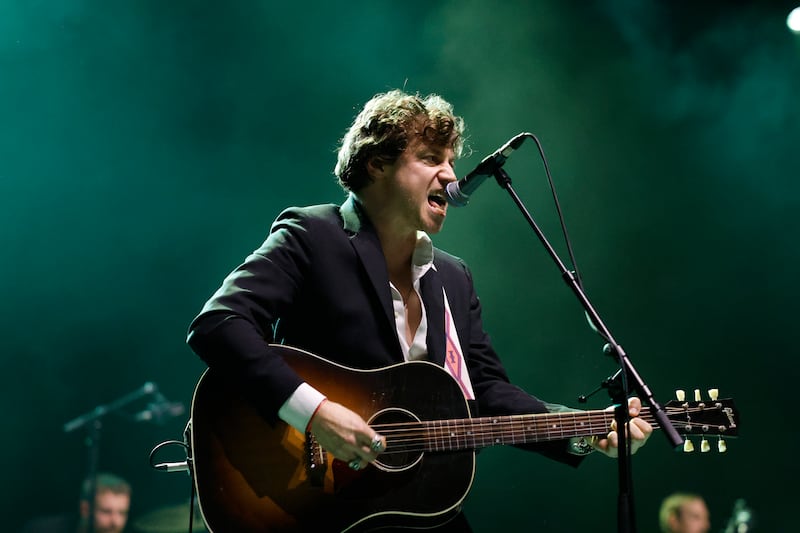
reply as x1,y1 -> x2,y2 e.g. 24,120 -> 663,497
492,165 -> 684,532
63,382 -> 157,533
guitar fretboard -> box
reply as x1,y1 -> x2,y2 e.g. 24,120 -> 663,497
374,408 -> 654,453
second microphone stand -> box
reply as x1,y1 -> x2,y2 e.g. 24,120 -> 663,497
63,382 -> 159,533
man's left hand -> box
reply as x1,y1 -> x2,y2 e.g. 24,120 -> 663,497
593,397 -> 653,458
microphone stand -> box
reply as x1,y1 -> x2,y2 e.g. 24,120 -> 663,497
63,382 -> 157,533
491,167 -> 683,533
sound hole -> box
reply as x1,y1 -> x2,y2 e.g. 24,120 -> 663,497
369,408 -> 423,472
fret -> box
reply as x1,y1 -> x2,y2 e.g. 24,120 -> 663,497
508,416 -> 518,445
423,420 -> 434,452
491,417 -> 502,446
530,414 -> 545,442
507,418 -> 515,443
547,414 -> 561,441
520,417 -> 530,443
523,415 -> 539,444
460,419 -> 470,449
461,420 -> 471,448
445,418 -> 458,450
472,420 -> 484,448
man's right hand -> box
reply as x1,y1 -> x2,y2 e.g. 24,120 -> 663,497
307,400 -> 386,470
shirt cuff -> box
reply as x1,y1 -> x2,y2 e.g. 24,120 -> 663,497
277,382 -> 327,433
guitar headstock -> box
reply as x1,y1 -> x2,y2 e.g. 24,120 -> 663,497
665,388 -> 739,453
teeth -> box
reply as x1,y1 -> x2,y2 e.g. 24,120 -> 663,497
429,193 -> 446,206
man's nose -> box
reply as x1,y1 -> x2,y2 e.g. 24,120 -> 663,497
438,164 -> 457,183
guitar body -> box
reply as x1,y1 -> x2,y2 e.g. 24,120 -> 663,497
190,345 -> 476,532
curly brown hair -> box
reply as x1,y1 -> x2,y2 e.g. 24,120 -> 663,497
334,89 -> 465,192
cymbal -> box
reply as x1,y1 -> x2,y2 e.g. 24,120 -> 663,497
134,502 -> 207,533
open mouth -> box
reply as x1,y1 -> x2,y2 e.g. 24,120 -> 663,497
428,192 -> 447,210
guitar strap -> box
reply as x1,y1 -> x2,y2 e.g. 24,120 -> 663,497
442,288 -> 475,400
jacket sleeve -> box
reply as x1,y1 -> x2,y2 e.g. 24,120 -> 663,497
186,207 -> 315,424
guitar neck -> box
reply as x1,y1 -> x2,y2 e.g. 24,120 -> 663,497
375,408 -> 657,453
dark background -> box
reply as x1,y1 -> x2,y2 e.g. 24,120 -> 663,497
2,1 -> 798,531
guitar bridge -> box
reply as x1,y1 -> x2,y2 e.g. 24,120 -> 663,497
304,431 -> 327,486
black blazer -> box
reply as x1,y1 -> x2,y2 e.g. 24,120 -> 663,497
188,195 -> 580,465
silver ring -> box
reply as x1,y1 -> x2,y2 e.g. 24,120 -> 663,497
348,459 -> 361,471
370,434 -> 384,452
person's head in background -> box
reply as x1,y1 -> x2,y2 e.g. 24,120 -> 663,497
79,472 -> 131,533
659,492 -> 710,533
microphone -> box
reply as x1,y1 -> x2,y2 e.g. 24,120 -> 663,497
134,391 -> 186,424
446,132 -> 528,207
724,499 -> 755,533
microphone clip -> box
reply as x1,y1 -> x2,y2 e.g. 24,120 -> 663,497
446,132 -> 529,207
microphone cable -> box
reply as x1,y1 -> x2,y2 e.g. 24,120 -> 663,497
523,132 -> 609,342
148,421 -> 200,533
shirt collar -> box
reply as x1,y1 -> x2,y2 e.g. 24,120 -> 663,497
412,231 -> 435,281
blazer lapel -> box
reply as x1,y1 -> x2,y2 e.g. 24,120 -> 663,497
340,196 -> 401,355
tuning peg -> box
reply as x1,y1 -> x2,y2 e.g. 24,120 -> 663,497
694,389 -> 701,401
675,389 -> 685,402
717,438 -> 727,453
708,388 -> 719,401
683,439 -> 694,453
701,438 -> 710,453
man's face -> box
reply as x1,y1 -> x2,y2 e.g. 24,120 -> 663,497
82,490 -> 130,533
373,137 -> 457,235
671,499 -> 710,533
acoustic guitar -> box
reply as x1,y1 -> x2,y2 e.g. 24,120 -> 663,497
189,344 -> 739,532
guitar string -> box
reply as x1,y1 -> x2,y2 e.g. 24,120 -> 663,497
375,428 -> 724,454
368,405 -> 722,431
377,420 -> 727,456
371,407 -> 706,435
366,407 -> 730,454
307,407 -> 730,457
364,408 -> 612,438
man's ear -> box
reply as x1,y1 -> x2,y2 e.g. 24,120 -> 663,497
79,500 -> 89,519
366,156 -> 386,180
667,513 -> 680,532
